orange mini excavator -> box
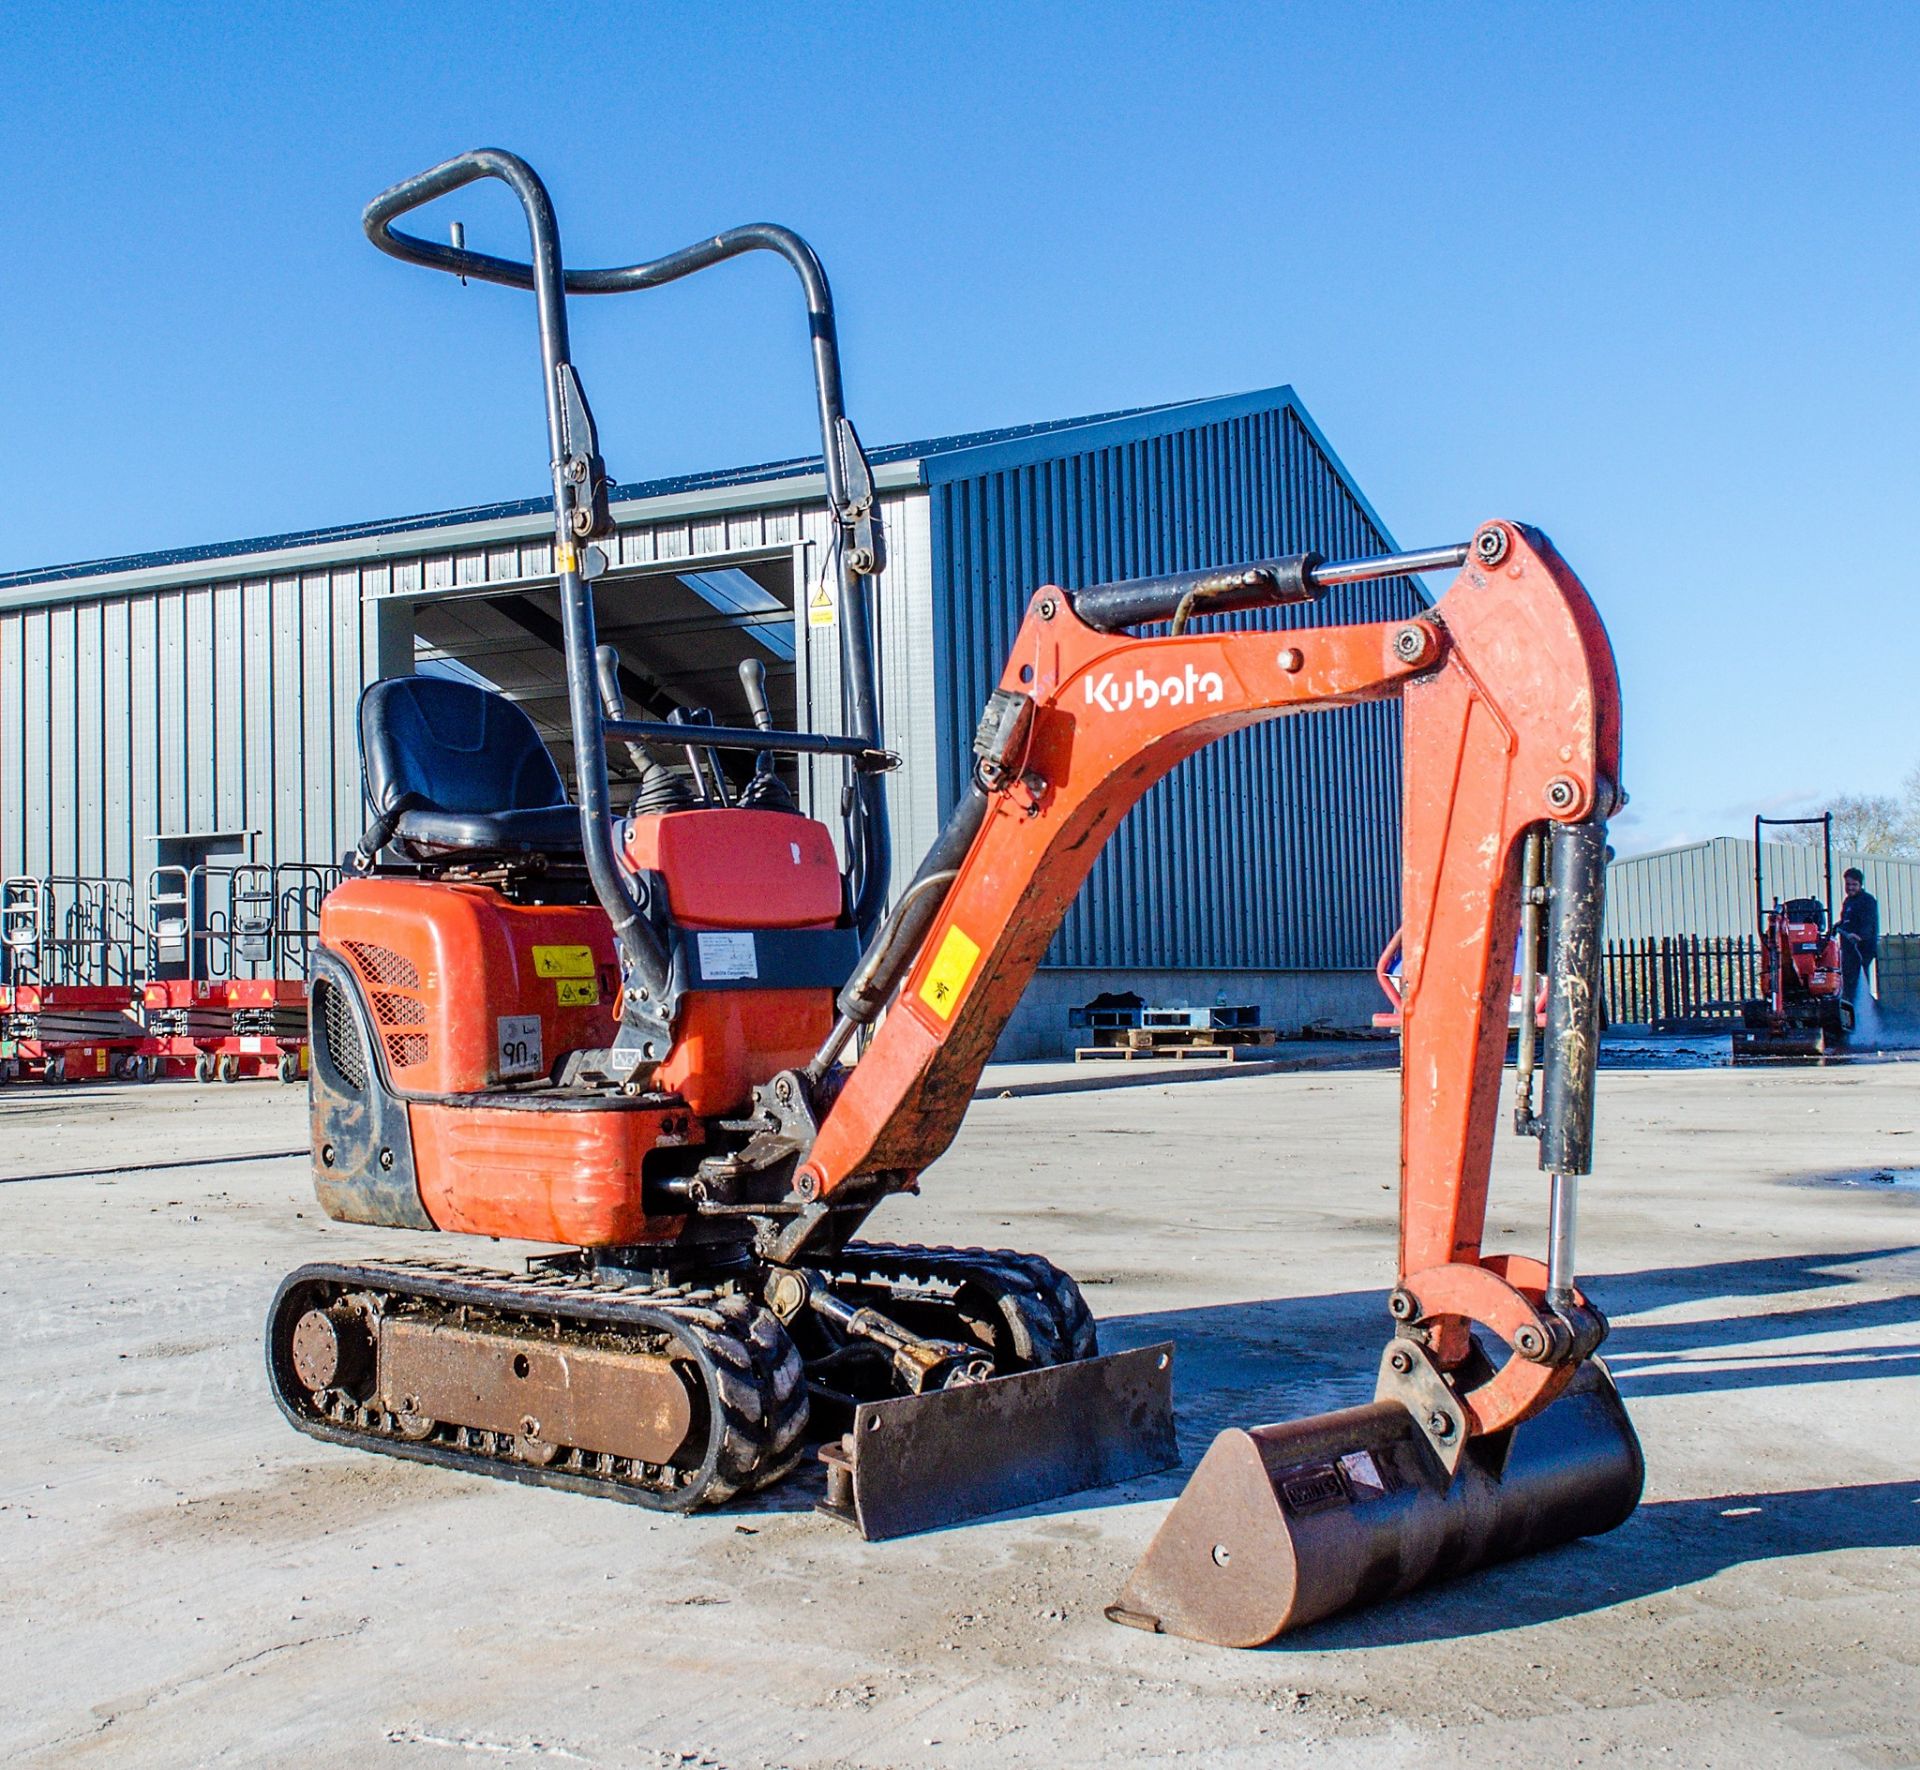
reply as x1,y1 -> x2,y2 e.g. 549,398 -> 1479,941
1734,812 -> 1853,1060
270,149 -> 1642,1646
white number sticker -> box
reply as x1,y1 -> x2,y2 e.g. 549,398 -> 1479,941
497,1014 -> 544,1079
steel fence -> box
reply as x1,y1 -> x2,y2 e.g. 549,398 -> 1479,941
1603,935 -> 1762,1029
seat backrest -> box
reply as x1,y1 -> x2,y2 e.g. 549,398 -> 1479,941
1782,896 -> 1827,931
360,677 -> 568,818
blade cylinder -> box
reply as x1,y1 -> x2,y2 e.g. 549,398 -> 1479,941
1107,1359 -> 1641,1647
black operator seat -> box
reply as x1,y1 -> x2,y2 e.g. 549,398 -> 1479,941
357,676 -> 583,862
1783,896 -> 1827,932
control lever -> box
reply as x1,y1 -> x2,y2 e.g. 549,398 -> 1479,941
738,656 -> 775,732
595,646 -> 652,776
666,708 -> 731,807
737,657 -> 795,810
597,645 -> 695,815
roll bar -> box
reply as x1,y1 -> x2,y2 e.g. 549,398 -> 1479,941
363,149 -> 896,1063
1754,811 -> 1836,929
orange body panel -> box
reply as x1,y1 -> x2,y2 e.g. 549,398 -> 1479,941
625,806 -> 843,1115
317,808 -> 846,1243
621,807 -> 844,927
322,877 -> 620,1094
656,989 -> 835,1117
409,1101 -> 691,1245
1767,910 -> 1841,1009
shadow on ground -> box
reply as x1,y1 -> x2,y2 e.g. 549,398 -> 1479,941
1022,1241 -> 1920,1647
652,1238 -> 1920,1638
838,1241 -> 1920,1598
1284,1475 -> 1920,1650
1090,1243 -> 1920,1467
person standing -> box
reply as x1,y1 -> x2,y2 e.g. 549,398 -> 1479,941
1837,867 -> 1879,1003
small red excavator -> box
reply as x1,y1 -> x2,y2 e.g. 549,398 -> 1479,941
270,149 -> 1642,1645
1735,813 -> 1852,1060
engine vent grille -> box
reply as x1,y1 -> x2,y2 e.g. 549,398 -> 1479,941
383,1033 -> 429,1069
343,941 -> 420,990
372,992 -> 427,1027
317,980 -> 367,1091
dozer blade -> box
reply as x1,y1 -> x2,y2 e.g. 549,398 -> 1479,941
1732,1030 -> 1826,1062
817,1342 -> 1178,1539
1106,1358 -> 1642,1647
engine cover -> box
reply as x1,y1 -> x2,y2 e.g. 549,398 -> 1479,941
323,878 -> 621,1093
308,808 -> 848,1246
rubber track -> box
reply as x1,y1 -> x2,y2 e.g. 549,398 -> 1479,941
267,1258 -> 807,1512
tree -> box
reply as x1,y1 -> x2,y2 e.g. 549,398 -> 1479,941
1781,790 -> 1917,857
1777,768 -> 1920,857
1830,794 -> 1914,856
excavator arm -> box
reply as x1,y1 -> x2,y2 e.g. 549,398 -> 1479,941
801,521 -> 1641,1640
810,521 -> 1617,1420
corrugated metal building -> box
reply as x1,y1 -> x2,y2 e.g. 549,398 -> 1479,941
0,386 -> 1423,1055
1607,837 -> 1920,941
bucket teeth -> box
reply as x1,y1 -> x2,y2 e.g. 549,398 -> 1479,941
1107,1358 -> 1642,1647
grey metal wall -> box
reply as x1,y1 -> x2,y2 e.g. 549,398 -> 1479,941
0,573 -> 372,883
1606,837 -> 1920,941
793,492 -> 940,907
0,390 -> 1412,981
0,485 -> 938,913
927,402 -> 1419,972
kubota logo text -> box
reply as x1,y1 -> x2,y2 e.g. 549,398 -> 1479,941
1083,663 -> 1226,714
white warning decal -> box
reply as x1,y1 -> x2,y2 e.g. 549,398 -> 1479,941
697,931 -> 759,981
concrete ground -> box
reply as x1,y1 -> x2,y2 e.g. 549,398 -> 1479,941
3,1053 -> 1918,1768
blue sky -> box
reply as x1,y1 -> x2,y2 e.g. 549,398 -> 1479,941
2,2 -> 1915,853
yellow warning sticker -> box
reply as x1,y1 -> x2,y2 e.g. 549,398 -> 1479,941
917,924 -> 981,1022
808,582 -> 836,629
532,944 -> 596,979
555,978 -> 599,1007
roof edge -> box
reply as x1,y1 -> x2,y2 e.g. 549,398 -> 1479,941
914,386 -> 1301,485
1611,832 -> 1920,870
0,386 -> 1419,611
0,462 -> 923,613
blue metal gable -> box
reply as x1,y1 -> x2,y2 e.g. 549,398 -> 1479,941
924,387 -> 1420,975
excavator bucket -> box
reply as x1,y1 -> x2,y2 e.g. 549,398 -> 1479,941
817,1342 -> 1178,1539
1105,1358 -> 1642,1647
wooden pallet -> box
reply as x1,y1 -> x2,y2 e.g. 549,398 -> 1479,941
1075,1038 -> 1271,1063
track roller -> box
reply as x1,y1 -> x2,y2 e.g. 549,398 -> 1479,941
267,1260 -> 809,1511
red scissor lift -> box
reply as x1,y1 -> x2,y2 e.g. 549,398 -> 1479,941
0,876 -> 147,1083
140,864 -> 335,1082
